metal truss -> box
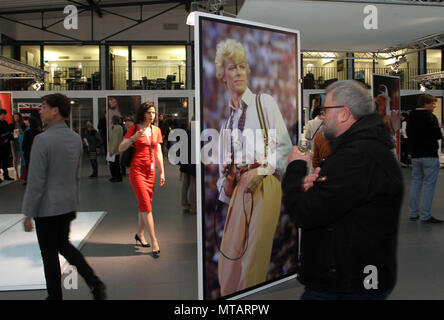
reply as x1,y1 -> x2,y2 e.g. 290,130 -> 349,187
0,56 -> 46,81
306,0 -> 444,7
303,30 -> 444,61
412,71 -> 444,82
380,32 -> 444,56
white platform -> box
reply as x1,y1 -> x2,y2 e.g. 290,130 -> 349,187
0,212 -> 106,291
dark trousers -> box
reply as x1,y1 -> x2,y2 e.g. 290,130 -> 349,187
90,159 -> 98,176
120,157 -> 126,176
301,287 -> 392,300
34,212 -> 100,300
401,137 -> 410,165
0,147 -> 11,179
109,154 -> 122,179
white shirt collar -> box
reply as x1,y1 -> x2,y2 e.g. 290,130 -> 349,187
228,87 -> 255,111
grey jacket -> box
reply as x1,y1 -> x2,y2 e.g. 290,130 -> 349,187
22,121 -> 82,218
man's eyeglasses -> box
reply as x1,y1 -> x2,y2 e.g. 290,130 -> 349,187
318,105 -> 345,116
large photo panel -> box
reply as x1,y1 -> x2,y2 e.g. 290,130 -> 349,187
196,13 -> 300,299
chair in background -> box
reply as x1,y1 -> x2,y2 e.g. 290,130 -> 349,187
142,76 -> 148,89
155,78 -> 166,90
166,75 -> 176,90
92,72 -> 100,90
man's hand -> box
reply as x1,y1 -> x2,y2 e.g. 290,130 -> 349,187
24,217 -> 33,232
288,146 -> 312,164
303,167 -> 321,192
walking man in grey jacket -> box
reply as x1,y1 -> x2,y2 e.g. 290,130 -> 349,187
22,93 -> 106,300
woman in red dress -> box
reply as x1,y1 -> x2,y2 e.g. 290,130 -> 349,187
118,102 -> 165,256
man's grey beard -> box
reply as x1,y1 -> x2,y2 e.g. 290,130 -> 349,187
321,125 -> 336,142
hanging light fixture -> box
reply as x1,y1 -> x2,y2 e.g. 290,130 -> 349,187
186,1 -> 199,26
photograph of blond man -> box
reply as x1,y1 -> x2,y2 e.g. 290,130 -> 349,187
215,39 -> 292,296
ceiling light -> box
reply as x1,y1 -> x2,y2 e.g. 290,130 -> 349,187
186,1 -> 199,26
32,81 -> 43,91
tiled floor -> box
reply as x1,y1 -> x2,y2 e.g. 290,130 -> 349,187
1,156 -> 444,300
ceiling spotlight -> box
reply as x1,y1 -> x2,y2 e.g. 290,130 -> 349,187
186,1 -> 199,26
32,81 -> 43,91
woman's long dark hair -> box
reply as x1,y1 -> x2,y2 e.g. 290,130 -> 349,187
135,102 -> 156,125
12,112 -> 25,129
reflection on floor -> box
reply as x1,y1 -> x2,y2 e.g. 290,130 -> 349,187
0,212 -> 106,291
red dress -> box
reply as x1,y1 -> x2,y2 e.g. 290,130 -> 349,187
125,124 -> 163,212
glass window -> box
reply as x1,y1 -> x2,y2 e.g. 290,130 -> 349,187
158,98 -> 189,130
109,46 -> 129,90
354,53 -> 374,88
427,49 -> 442,73
70,98 -> 94,136
302,52 -> 346,89
374,50 -> 419,90
132,45 -> 186,90
20,45 -> 41,68
2,45 -> 14,59
44,45 -> 100,91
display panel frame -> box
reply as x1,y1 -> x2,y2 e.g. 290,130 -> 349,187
194,12 -> 301,300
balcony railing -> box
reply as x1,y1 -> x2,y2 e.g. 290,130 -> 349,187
45,66 -> 100,91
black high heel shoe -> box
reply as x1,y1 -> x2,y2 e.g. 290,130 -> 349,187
134,234 -> 150,247
152,249 -> 160,257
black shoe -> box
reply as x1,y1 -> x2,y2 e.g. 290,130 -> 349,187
89,174 -> 98,178
110,178 -> 122,182
421,216 -> 443,224
409,216 -> 419,221
91,282 -> 107,300
134,234 -> 150,247
152,249 -> 160,257
0,179 -> 3,183
4,176 -> 13,181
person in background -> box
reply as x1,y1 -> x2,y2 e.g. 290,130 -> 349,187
180,118 -> 196,214
0,109 -> 13,182
400,112 -> 409,168
10,112 -> 26,180
98,112 -> 107,154
121,116 -> 134,177
83,121 -> 102,178
302,104 -> 323,173
118,102 -> 165,256
18,118 -> 29,183
22,116 -> 42,183
158,113 -> 169,157
312,129 -> 331,169
108,115 -> 123,182
407,94 -> 443,223
22,93 -> 106,300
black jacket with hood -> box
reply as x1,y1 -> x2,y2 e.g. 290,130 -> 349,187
283,112 -> 403,294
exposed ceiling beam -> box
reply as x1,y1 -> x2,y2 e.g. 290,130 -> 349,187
100,3 -> 184,41
0,14 -> 82,42
0,1 -> 189,15
86,0 -> 103,18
